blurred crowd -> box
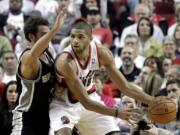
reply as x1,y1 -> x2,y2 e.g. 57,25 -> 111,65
0,0 -> 180,135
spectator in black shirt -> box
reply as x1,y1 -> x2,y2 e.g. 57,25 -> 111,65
119,46 -> 141,82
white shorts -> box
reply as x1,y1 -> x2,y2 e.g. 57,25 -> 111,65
49,92 -> 120,135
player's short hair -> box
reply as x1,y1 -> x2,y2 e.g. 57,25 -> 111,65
71,18 -> 92,36
24,17 -> 49,41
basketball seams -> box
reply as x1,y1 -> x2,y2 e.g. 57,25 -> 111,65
150,108 -> 176,115
149,98 -> 177,124
148,97 -> 177,124
149,101 -> 176,111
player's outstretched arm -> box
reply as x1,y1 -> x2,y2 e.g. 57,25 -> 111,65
20,8 -> 67,80
98,45 -> 153,105
30,7 -> 67,59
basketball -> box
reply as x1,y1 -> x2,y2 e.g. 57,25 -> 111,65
149,96 -> 177,124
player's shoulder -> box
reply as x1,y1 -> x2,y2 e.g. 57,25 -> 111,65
96,43 -> 111,56
19,49 -> 34,64
55,52 -> 74,65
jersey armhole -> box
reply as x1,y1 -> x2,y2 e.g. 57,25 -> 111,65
94,41 -> 101,68
55,51 -> 79,78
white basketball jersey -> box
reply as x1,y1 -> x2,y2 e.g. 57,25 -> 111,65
54,42 -> 101,105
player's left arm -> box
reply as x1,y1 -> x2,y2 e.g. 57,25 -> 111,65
98,45 -> 153,105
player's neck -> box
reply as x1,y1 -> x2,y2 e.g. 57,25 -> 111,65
75,45 -> 90,61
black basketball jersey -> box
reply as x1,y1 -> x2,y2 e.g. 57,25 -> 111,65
15,50 -> 54,113
12,50 -> 54,133
11,50 -> 54,135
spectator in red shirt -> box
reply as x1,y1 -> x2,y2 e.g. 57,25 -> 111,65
86,6 -> 113,49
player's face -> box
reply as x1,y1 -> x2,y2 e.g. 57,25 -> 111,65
70,28 -> 92,54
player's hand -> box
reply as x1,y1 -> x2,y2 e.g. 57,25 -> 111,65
118,108 -> 143,123
52,7 -> 67,33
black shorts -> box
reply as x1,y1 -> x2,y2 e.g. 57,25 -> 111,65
11,111 -> 50,135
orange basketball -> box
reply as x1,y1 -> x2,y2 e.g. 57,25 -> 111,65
149,96 -> 177,124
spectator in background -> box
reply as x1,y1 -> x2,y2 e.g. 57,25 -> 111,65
168,4 -> 180,38
134,66 -> 152,87
80,0 -> 108,25
143,72 -> 163,96
0,0 -> 34,16
162,36 -> 180,64
143,56 -> 164,77
115,34 -> 146,69
2,51 -> 17,84
119,46 -> 141,82
173,23 -> 180,58
86,6 -> 113,48
6,0 -> 26,30
120,3 -> 164,48
94,70 -> 117,108
118,96 -> 138,135
68,0 -> 83,18
158,65 -> 180,96
0,81 -> 18,135
140,0 -> 164,24
0,0 -> 29,48
0,35 -> 13,66
139,0 -> 168,35
137,17 -> 163,58
34,0 -> 58,20
0,0 -> 9,15
162,57 -> 172,75
21,0 -> 35,16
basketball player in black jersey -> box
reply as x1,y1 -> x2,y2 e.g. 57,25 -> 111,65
11,8 -> 67,135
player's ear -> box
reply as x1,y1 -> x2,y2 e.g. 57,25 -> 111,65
28,33 -> 35,42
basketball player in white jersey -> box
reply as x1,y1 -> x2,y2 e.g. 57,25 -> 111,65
49,18 -> 154,135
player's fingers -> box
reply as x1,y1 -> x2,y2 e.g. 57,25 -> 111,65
126,108 -> 143,116
127,118 -> 139,126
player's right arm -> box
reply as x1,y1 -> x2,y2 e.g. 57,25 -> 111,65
55,53 -> 140,119
20,8 -> 67,80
